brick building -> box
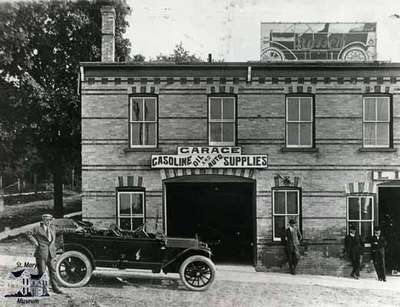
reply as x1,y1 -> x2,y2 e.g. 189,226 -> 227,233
80,6 -> 400,274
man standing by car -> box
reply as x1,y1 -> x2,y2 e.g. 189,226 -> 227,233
27,214 -> 82,294
345,225 -> 363,279
371,227 -> 387,281
284,219 -> 302,275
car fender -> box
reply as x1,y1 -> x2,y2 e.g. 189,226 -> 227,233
61,243 -> 96,269
161,248 -> 212,272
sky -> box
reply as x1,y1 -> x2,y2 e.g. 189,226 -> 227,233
125,0 -> 400,62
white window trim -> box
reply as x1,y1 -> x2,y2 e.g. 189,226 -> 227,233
346,195 -> 374,236
129,97 -> 158,148
272,189 -> 300,241
285,96 -> 314,148
208,96 -> 236,146
362,96 -> 390,148
117,191 -> 145,231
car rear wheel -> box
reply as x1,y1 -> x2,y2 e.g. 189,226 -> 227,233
179,255 -> 215,291
55,250 -> 92,287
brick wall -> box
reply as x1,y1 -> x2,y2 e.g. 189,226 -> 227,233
81,63 -> 400,274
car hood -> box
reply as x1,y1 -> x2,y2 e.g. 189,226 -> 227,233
165,237 -> 204,249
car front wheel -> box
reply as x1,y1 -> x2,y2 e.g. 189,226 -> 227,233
55,250 -> 93,287
179,255 -> 215,291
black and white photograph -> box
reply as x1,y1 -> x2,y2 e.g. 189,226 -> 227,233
0,0 -> 400,306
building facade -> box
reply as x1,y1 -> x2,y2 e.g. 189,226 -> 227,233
80,6 -> 400,275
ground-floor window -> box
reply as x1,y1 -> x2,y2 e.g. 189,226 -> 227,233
347,195 -> 374,239
117,190 -> 145,230
272,188 -> 301,241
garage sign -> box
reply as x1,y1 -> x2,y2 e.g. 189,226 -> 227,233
151,147 -> 268,169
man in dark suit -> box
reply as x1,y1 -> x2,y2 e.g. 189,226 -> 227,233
27,214 -> 82,294
371,227 -> 387,281
284,219 -> 302,275
345,225 -> 363,279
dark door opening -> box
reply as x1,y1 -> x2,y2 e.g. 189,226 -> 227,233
166,181 -> 255,264
379,186 -> 400,273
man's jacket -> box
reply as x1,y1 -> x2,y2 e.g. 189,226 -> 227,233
27,223 -> 60,260
370,235 -> 387,258
344,234 -> 363,258
284,226 -> 302,252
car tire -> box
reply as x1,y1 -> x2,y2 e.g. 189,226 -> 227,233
179,255 -> 215,291
55,250 -> 93,287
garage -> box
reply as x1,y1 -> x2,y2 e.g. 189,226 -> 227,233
164,175 -> 256,264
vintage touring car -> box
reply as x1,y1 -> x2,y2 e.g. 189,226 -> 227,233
54,221 -> 216,291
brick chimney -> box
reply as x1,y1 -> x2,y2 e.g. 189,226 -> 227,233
101,5 -> 115,62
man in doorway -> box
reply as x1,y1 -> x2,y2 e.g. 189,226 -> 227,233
284,219 -> 302,275
371,226 -> 387,281
344,225 -> 363,279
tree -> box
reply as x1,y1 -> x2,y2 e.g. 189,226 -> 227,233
0,0 -> 131,217
152,42 -> 203,63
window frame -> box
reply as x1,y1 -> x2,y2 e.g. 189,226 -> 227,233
362,95 -> 392,148
272,187 -> 302,242
285,95 -> 315,148
116,188 -> 145,231
208,95 -> 237,146
346,195 -> 374,238
129,95 -> 158,148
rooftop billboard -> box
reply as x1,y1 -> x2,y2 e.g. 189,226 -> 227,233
260,22 -> 377,61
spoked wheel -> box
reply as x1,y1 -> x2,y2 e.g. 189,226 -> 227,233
179,255 -> 215,291
55,251 -> 92,287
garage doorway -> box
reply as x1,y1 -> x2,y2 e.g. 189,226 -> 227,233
164,175 -> 256,265
378,184 -> 400,273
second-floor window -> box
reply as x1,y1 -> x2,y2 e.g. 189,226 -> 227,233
363,96 -> 391,148
130,96 -> 157,148
209,96 -> 236,146
286,96 -> 314,147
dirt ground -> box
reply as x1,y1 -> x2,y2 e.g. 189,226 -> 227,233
1,265 -> 400,307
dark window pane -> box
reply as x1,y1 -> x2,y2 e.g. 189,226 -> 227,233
364,123 -> 375,146
210,123 -> 222,142
131,193 -> 143,214
274,192 -> 285,214
119,193 -> 131,215
222,123 -> 234,142
144,98 -> 156,121
120,218 -> 131,231
364,98 -> 375,121
210,98 -> 221,120
131,99 -> 143,121
145,123 -> 156,145
274,216 -> 286,239
287,123 -> 299,145
361,222 -> 372,240
348,197 -> 359,220
131,123 -> 143,145
222,98 -> 235,120
299,123 -> 312,146
376,98 -> 389,121
287,98 -> 299,121
287,192 -> 298,214
348,222 -> 359,234
300,98 -> 312,121
132,218 -> 143,231
360,197 -> 372,220
376,123 -> 389,146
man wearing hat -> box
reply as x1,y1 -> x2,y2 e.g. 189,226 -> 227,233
344,225 -> 363,279
370,226 -> 387,281
284,219 -> 303,275
27,214 -> 64,294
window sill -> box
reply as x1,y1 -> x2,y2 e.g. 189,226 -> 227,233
124,148 -> 162,153
281,147 -> 319,153
358,148 -> 397,152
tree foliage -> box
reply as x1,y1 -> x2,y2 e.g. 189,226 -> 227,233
0,0 -> 131,215
151,42 -> 203,63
